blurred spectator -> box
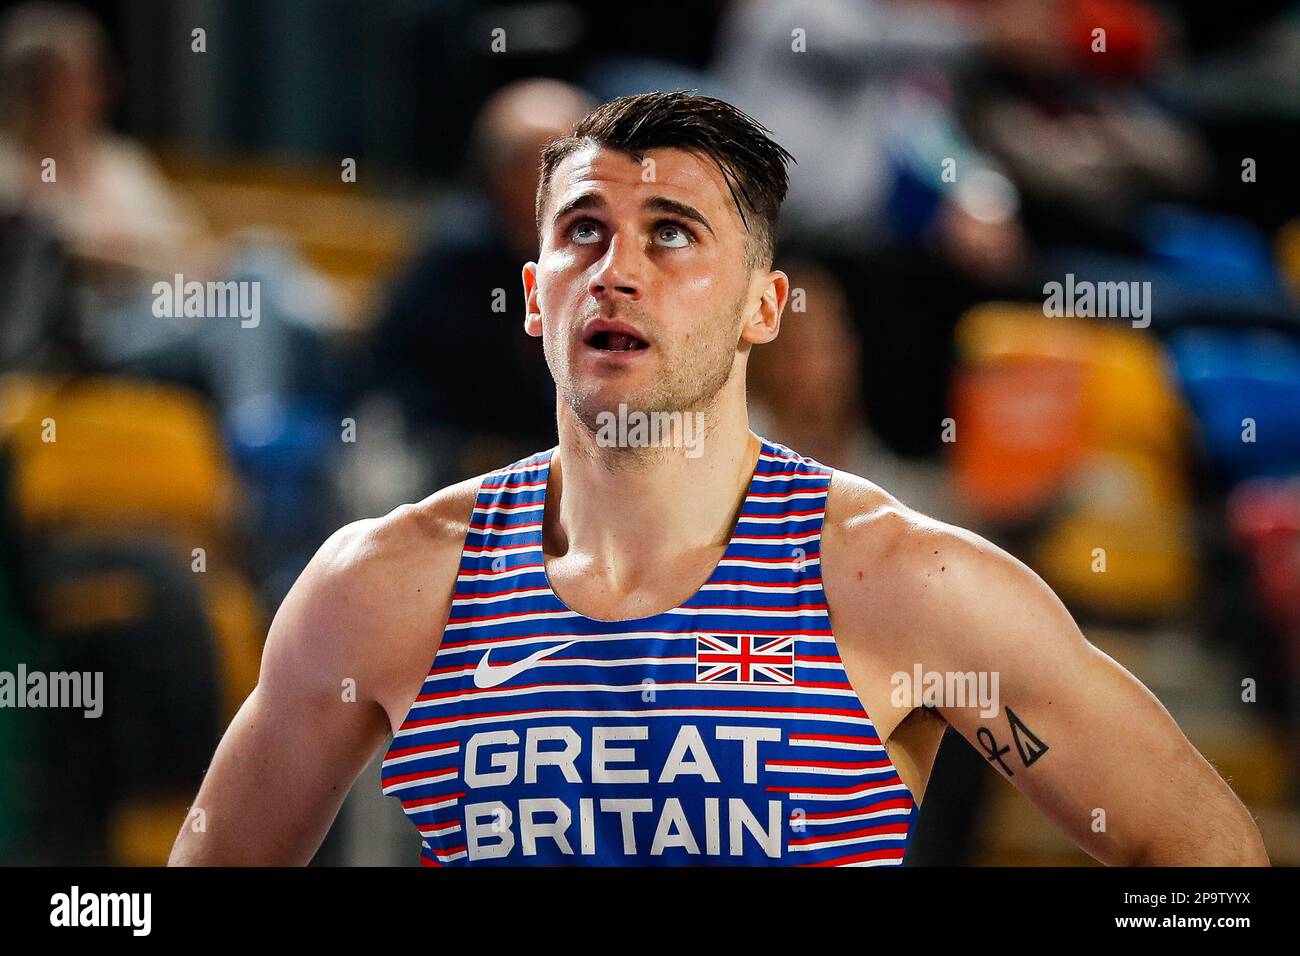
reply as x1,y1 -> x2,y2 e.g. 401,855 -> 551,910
749,257 -> 964,524
0,4 -> 356,607
367,78 -> 594,480
0,207 -> 78,371
0,2 -> 214,285
711,0 -> 1028,283
709,0 -> 1040,459
954,0 -> 1212,249
1158,3 -> 1300,235
0,2 -> 346,416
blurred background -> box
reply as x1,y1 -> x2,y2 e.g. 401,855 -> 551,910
0,0 -> 1296,866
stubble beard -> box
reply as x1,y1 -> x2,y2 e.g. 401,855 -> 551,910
552,291 -> 745,436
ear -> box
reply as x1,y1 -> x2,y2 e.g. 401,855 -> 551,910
522,261 -> 542,338
740,269 -> 788,345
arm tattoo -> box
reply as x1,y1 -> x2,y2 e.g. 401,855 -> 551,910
977,707 -> 1049,777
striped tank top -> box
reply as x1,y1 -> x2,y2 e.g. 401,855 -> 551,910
381,436 -> 917,866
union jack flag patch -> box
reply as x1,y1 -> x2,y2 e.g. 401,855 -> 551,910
695,634 -> 796,684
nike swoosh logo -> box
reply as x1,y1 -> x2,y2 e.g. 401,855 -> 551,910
473,640 -> 578,689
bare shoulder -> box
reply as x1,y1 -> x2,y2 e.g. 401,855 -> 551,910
823,468 -> 1008,587
821,469 -> 1065,660
307,473 -> 484,606
259,474 -> 486,715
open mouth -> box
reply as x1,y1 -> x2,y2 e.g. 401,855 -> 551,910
586,330 -> 649,352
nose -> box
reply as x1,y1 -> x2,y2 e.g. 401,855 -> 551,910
588,232 -> 642,302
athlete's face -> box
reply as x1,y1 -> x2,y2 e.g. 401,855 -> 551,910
523,145 -> 785,430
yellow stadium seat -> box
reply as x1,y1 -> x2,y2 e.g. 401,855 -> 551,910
1077,321 -> 1188,462
0,373 -> 235,538
107,796 -> 191,867
1033,449 -> 1196,616
1,373 -> 267,854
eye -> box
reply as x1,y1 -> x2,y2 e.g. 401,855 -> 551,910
570,220 -> 603,245
654,221 -> 692,248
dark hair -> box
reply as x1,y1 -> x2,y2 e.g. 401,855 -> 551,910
535,90 -> 795,269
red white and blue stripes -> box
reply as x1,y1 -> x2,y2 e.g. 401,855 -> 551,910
381,437 -> 917,866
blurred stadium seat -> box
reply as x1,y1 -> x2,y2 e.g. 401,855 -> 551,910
1166,327 -> 1300,484
951,303 -> 1092,521
0,374 -> 264,863
952,304 -> 1196,617
156,153 -> 421,330
0,374 -> 232,533
0,373 -> 262,704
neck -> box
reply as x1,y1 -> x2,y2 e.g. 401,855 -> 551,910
546,381 -> 759,579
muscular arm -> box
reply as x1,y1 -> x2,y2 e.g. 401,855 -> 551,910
891,519 -> 1269,866
168,485 -> 476,866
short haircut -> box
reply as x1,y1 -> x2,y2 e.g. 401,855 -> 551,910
536,90 -> 795,270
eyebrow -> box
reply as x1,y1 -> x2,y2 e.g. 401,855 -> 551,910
550,192 -> 715,237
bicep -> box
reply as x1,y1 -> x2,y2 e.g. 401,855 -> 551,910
925,546 -> 1240,865
169,555 -> 393,865
936,629 -> 1205,865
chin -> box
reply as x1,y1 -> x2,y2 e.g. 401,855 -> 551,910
571,390 -> 633,426
562,384 -> 647,432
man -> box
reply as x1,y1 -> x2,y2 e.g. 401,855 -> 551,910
169,91 -> 1269,866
